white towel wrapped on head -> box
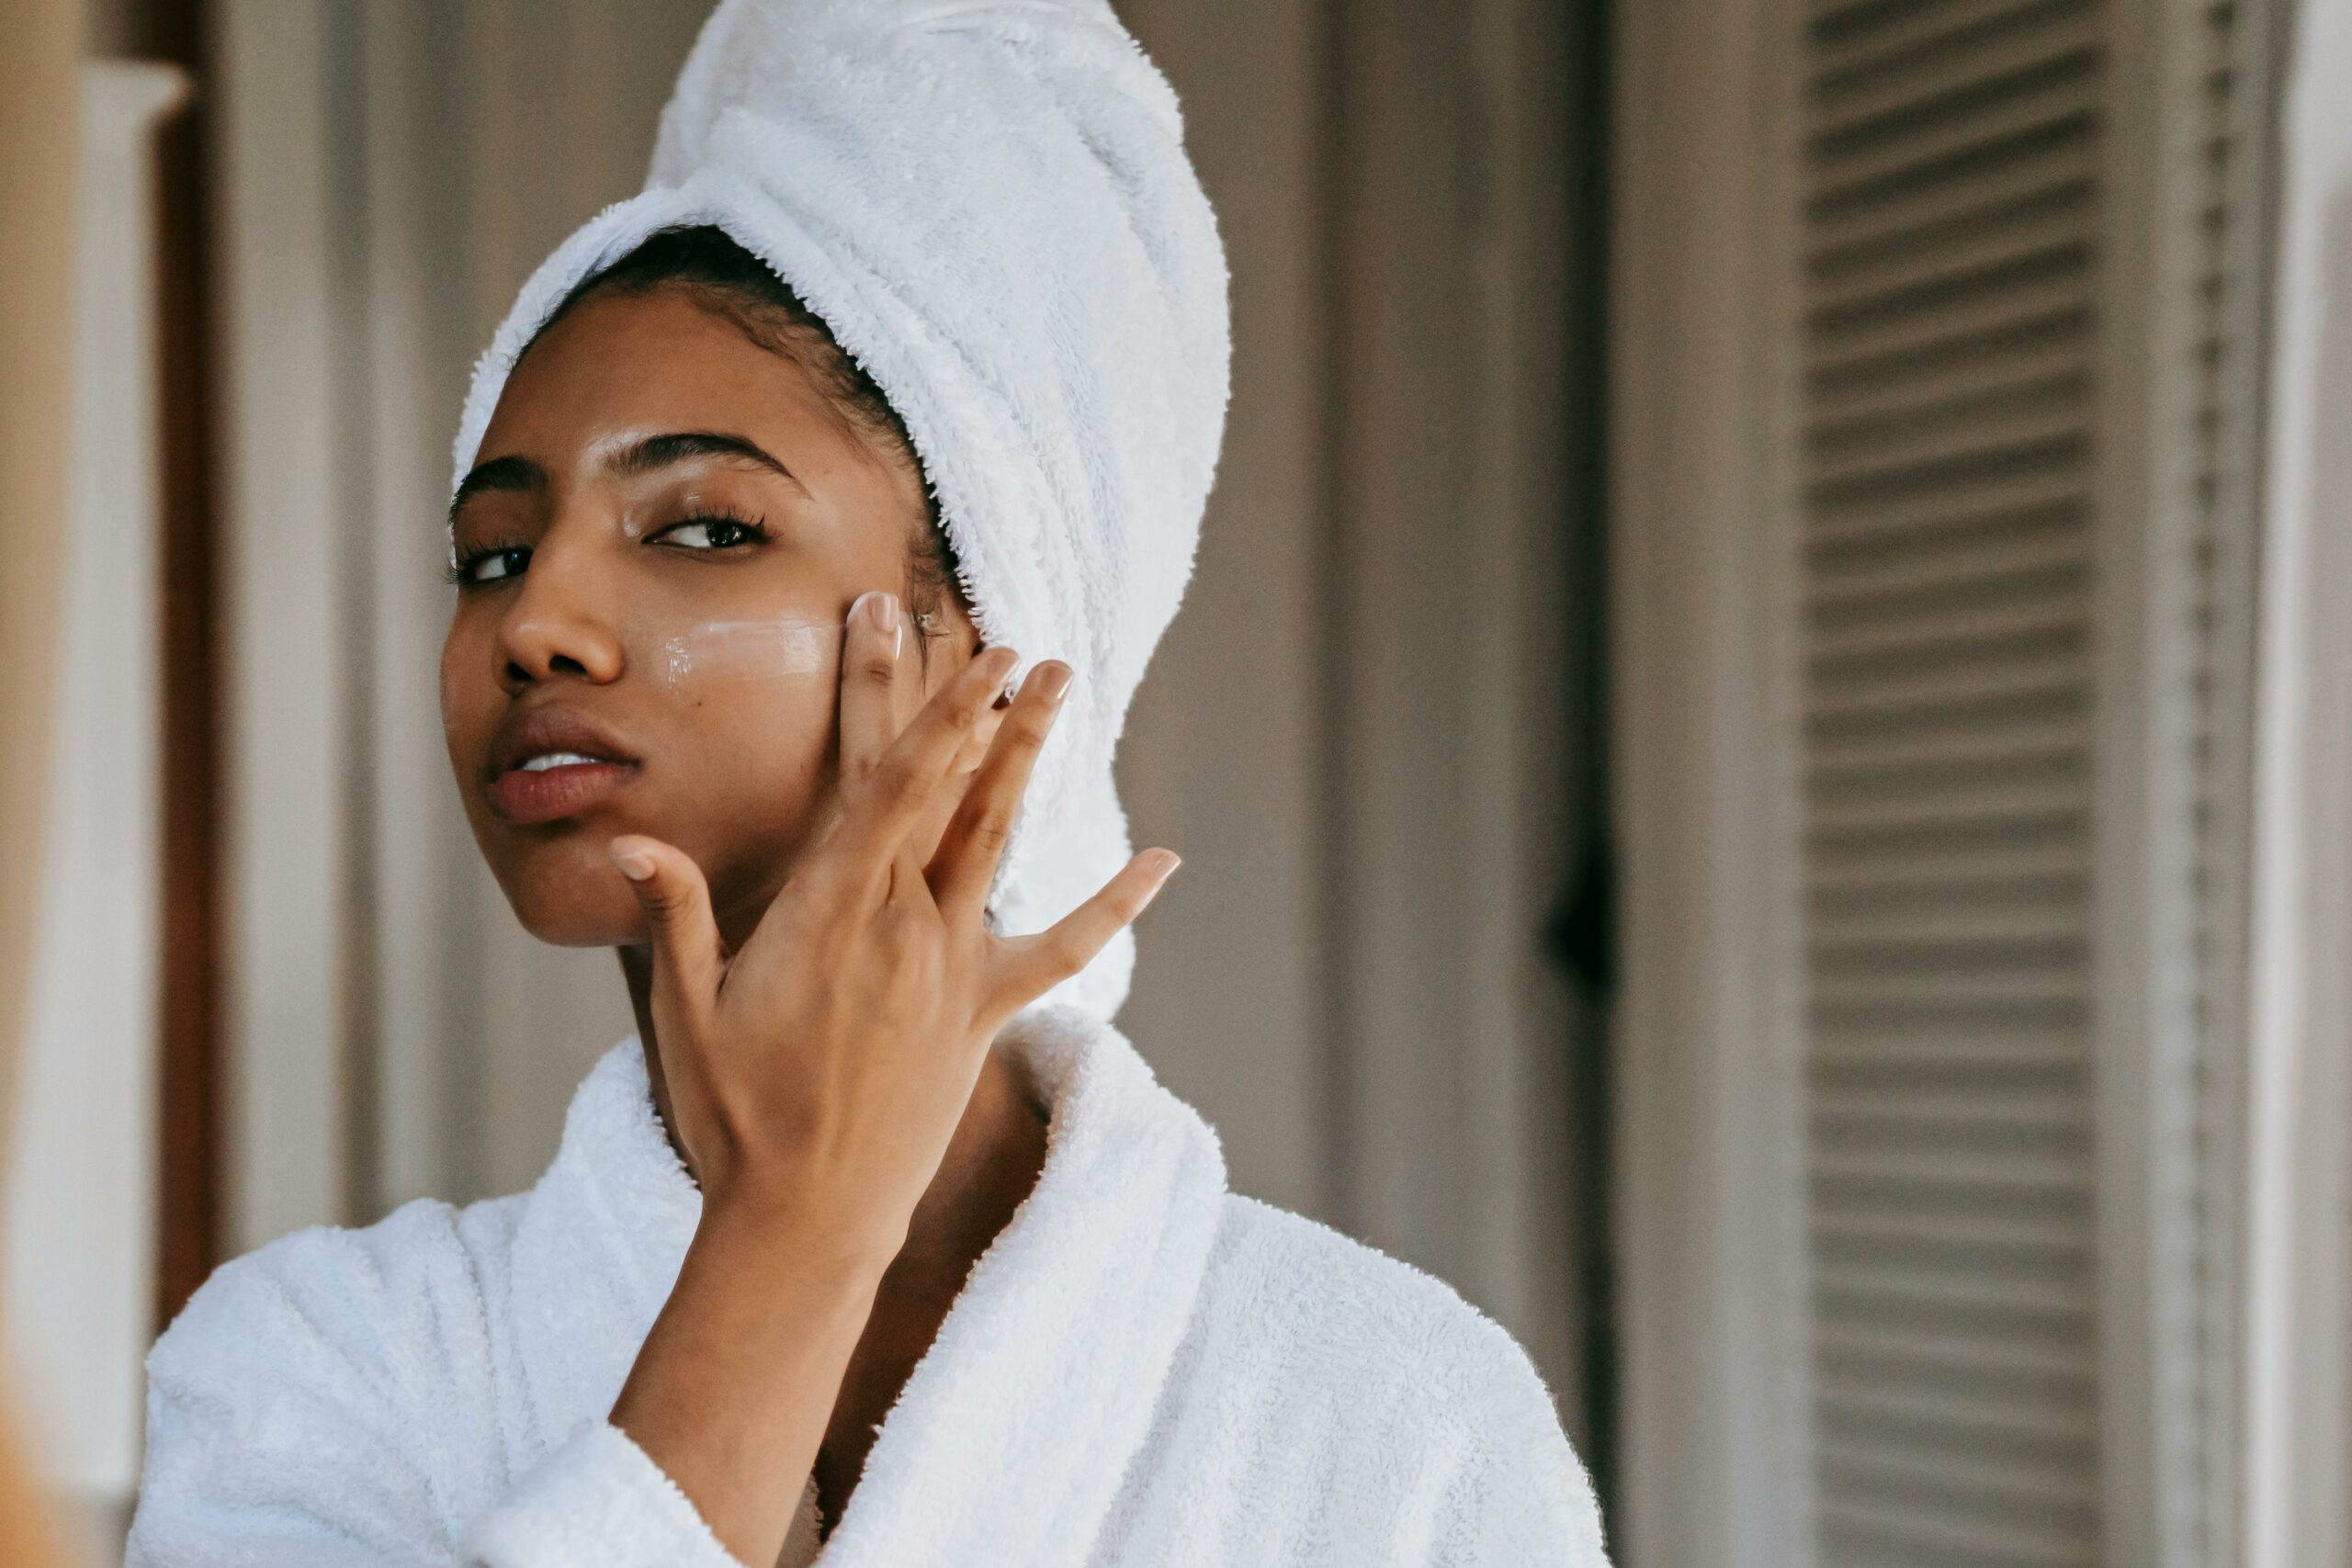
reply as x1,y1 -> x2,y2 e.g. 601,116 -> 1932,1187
452,0 -> 1231,1021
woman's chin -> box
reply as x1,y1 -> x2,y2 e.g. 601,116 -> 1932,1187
500,861 -> 653,949
481,820 -> 800,950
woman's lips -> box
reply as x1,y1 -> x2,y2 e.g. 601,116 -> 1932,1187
480,703 -> 641,824
487,759 -> 640,825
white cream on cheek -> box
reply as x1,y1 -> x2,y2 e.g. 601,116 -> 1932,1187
649,615 -> 841,692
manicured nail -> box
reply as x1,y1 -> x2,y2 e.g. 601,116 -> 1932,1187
1036,662 -> 1074,705
611,846 -> 656,882
1136,850 -> 1182,911
864,590 -> 903,659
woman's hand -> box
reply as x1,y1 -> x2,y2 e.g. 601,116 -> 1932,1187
607,587 -> 1175,1252
602,589 -> 1175,1567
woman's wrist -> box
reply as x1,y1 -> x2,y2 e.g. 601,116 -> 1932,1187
615,1190 -> 893,1568
695,1181 -> 909,1285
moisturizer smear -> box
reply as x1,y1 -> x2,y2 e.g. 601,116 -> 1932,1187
652,616 -> 838,691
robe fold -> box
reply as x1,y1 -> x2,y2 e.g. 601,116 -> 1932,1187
126,1008 -> 1608,1565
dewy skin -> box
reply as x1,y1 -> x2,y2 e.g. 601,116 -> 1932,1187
650,615 -> 838,692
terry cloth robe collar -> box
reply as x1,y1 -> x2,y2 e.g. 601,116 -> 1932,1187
514,1001 -> 1228,1563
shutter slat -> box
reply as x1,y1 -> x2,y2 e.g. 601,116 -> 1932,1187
1808,1145 -> 2092,1197
1806,1043 -> 2088,1081
1809,7 -> 2102,131
1816,1322 -> 2095,1381
1809,902 -> 2083,946
1808,185 -> 2094,310
1804,270 -> 2094,380
1807,343 -> 2088,446
1817,1435 -> 2098,1507
1802,767 -> 2086,829
1816,1370 -> 2100,1436
1817,1495 -> 2093,1568
1806,706 -> 2086,769
1806,75 -> 2098,210
1808,523 -> 2086,601
1806,134 -> 2096,261
1804,390 -> 2089,491
1808,584 -> 2086,660
1805,652 -> 2086,718
1802,467 -> 2085,545
1807,0 -> 2091,78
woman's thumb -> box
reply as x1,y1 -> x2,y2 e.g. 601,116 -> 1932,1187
609,835 -> 723,1016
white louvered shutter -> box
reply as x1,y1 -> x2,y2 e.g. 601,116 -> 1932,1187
1781,2 -> 2278,1564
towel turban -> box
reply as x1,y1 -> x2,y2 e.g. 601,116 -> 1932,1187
450,0 -> 1232,1020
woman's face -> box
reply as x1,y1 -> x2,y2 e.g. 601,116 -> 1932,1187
442,286 -> 973,948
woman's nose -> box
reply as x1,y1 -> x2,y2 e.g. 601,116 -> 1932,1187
493,547 -> 626,694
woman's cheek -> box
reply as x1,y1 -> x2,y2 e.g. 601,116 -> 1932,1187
649,618 -> 842,844
438,628 -> 489,775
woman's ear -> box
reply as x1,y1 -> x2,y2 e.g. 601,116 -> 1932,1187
905,589 -> 981,694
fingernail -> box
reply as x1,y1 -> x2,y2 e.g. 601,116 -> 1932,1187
611,846 -> 656,882
1136,850 -> 1182,911
865,591 -> 903,658
1036,662 -> 1074,704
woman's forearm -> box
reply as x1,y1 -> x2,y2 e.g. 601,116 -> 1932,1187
610,1201 -> 896,1566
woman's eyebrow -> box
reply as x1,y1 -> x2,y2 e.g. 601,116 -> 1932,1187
611,431 -> 810,496
448,454 -> 547,525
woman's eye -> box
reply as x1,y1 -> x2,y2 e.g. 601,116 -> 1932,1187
656,516 -> 764,551
455,547 -> 530,585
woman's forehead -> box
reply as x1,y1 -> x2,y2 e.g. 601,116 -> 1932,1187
481,288 -> 842,465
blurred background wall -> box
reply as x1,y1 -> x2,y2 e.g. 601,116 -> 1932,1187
14,1 -> 2352,1566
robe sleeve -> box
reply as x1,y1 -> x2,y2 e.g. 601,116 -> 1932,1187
458,1423 -> 742,1568
123,1218 -> 742,1568
1412,1316 -> 1612,1567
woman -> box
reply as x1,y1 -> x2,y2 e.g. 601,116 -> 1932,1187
127,3 -> 1607,1564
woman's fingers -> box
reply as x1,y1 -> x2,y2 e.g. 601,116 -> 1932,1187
929,660 -> 1072,921
988,849 -> 1180,1015
609,834 -> 726,1031
906,694 -> 1009,873
836,590 -> 906,786
837,644 -> 1020,863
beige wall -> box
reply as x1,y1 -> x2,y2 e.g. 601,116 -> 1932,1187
0,0 -> 82,1160
1111,1 -> 1331,1222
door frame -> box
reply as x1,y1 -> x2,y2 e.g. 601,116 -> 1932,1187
1608,0 -> 1817,1562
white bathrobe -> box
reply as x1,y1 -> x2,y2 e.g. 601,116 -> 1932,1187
125,1007 -> 1609,1566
